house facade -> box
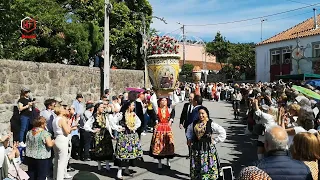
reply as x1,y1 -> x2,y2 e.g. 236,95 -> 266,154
177,43 -> 222,71
255,14 -> 320,82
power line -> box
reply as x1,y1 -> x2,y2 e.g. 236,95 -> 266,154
183,11 -> 312,35
184,2 -> 320,26
163,28 -> 181,36
284,0 -> 312,5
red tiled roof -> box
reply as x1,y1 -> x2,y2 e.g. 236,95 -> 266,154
257,14 -> 320,45
179,60 -> 224,71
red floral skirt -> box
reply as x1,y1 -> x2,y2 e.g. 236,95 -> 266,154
149,122 -> 175,159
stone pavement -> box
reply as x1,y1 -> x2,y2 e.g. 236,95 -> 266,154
68,100 -> 256,179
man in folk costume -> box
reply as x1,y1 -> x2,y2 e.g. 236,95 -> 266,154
180,93 -> 195,158
149,96 -> 175,169
135,92 -> 146,138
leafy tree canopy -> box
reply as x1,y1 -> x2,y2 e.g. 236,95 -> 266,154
205,32 -> 255,80
0,0 -> 152,68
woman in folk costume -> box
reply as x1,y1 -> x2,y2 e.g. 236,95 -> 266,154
150,97 -> 175,169
91,102 -> 120,171
114,100 -> 143,179
186,106 -> 226,180
211,83 -> 217,101
195,83 -> 201,96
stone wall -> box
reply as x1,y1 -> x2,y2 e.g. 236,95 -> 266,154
0,59 -> 144,131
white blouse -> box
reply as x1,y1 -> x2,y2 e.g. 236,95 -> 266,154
186,121 -> 226,144
109,112 -> 141,132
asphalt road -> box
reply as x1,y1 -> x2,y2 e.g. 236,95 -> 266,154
68,100 -> 256,179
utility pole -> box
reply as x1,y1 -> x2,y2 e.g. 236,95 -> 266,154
140,15 -> 149,88
260,19 -> 267,42
178,22 -> 186,66
103,0 -> 112,92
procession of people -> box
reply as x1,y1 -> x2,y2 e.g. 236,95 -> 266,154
4,79 -> 320,180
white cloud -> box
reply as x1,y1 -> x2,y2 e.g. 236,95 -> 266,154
149,0 -> 320,43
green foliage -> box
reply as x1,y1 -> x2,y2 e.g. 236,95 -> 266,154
206,32 -> 255,80
0,0 -> 153,68
228,43 -> 255,79
180,63 -> 194,77
206,32 -> 230,66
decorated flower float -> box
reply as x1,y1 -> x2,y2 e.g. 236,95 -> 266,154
147,36 -> 180,97
192,66 -> 202,82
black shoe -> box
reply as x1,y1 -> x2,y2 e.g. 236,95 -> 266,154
84,158 -> 91,161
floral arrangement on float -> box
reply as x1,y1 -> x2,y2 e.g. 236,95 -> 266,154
147,36 -> 181,97
148,36 -> 180,55
192,66 -> 202,82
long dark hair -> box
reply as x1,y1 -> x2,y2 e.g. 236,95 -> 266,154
93,102 -> 103,115
120,100 -> 135,113
198,106 -> 210,119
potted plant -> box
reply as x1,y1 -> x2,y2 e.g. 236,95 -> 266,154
147,36 -> 180,97
192,66 -> 202,82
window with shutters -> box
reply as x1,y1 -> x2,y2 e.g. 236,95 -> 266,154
271,50 -> 280,65
314,44 -> 320,58
282,49 -> 291,64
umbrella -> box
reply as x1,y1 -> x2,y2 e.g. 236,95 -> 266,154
292,85 -> 320,100
125,87 -> 145,92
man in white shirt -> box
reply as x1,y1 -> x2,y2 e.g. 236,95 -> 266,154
40,99 -> 57,135
72,94 -> 85,118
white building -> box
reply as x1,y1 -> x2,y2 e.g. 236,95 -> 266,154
255,13 -> 320,82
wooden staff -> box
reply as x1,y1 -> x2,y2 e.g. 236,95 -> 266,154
277,106 -> 285,126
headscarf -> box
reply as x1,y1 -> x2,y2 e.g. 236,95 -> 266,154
157,97 -> 172,107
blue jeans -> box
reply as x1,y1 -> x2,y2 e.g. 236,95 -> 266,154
20,115 -> 30,142
144,113 -> 150,131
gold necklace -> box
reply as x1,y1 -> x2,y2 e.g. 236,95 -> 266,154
194,118 -> 208,140
125,111 -> 136,131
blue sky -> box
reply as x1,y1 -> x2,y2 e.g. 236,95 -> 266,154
149,0 -> 320,43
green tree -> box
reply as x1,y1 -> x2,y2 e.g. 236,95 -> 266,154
0,0 -> 153,68
180,63 -> 194,76
206,32 -> 230,68
229,43 -> 255,79
70,0 -> 152,69
0,0 -> 92,65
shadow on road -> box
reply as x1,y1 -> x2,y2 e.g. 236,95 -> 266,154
219,104 -> 257,177
70,162 -> 118,179
134,160 -> 190,180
